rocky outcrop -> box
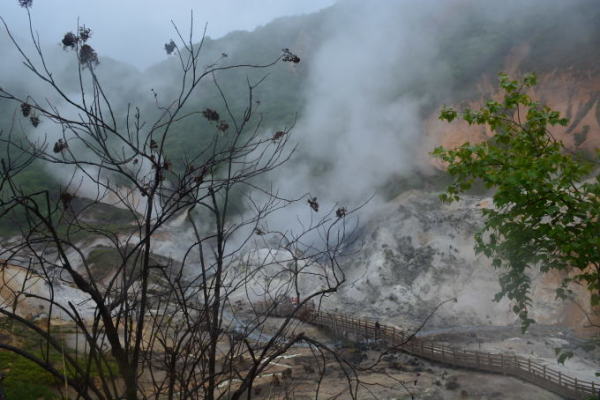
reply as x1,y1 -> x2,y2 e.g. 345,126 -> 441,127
331,190 -> 598,333
0,262 -> 92,320
425,66 -> 600,165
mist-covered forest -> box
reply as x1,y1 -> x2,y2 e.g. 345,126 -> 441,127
0,1 -> 599,399
1,0 -> 598,210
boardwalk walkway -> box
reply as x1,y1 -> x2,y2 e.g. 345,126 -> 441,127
260,303 -> 599,400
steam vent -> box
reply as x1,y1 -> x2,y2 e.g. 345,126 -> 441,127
0,0 -> 598,398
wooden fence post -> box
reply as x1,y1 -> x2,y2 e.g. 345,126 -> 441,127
543,365 -> 546,380
574,377 -> 577,394
558,371 -> 561,386
528,359 -> 531,374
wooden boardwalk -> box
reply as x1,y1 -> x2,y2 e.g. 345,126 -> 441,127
259,303 -> 600,400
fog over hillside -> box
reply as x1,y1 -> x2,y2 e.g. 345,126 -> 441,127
0,0 -> 597,245
0,0 -> 597,256
0,0 -> 337,69
252,0 -> 600,236
1,1 -> 599,398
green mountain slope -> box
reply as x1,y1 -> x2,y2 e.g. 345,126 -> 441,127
0,0 -> 599,236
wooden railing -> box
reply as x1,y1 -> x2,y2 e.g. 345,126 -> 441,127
258,303 -> 599,400
309,311 -> 599,400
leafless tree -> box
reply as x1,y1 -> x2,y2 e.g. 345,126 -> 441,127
0,6 -> 366,400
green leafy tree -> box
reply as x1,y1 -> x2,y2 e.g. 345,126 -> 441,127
432,73 -> 600,330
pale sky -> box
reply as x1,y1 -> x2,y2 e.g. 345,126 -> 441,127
1,0 -> 337,69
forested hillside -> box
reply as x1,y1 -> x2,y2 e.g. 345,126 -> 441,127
0,0 -> 599,234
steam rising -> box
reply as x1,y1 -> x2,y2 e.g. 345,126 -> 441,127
261,1 -> 450,236
1,0 -> 597,242
269,0 -> 589,213
1,0 -> 599,335
283,1 -> 443,202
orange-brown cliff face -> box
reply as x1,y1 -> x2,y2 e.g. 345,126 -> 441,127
530,268 -> 600,336
424,44 -> 600,162
421,46 -> 600,334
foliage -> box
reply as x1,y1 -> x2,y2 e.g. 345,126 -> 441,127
0,318 -> 119,399
432,73 -> 600,330
0,350 -> 58,400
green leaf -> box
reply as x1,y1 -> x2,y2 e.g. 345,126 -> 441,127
557,351 -> 574,365
523,73 -> 537,87
432,73 -> 600,333
439,106 -> 458,122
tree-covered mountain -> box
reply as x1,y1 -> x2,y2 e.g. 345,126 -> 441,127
0,0 -> 599,235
